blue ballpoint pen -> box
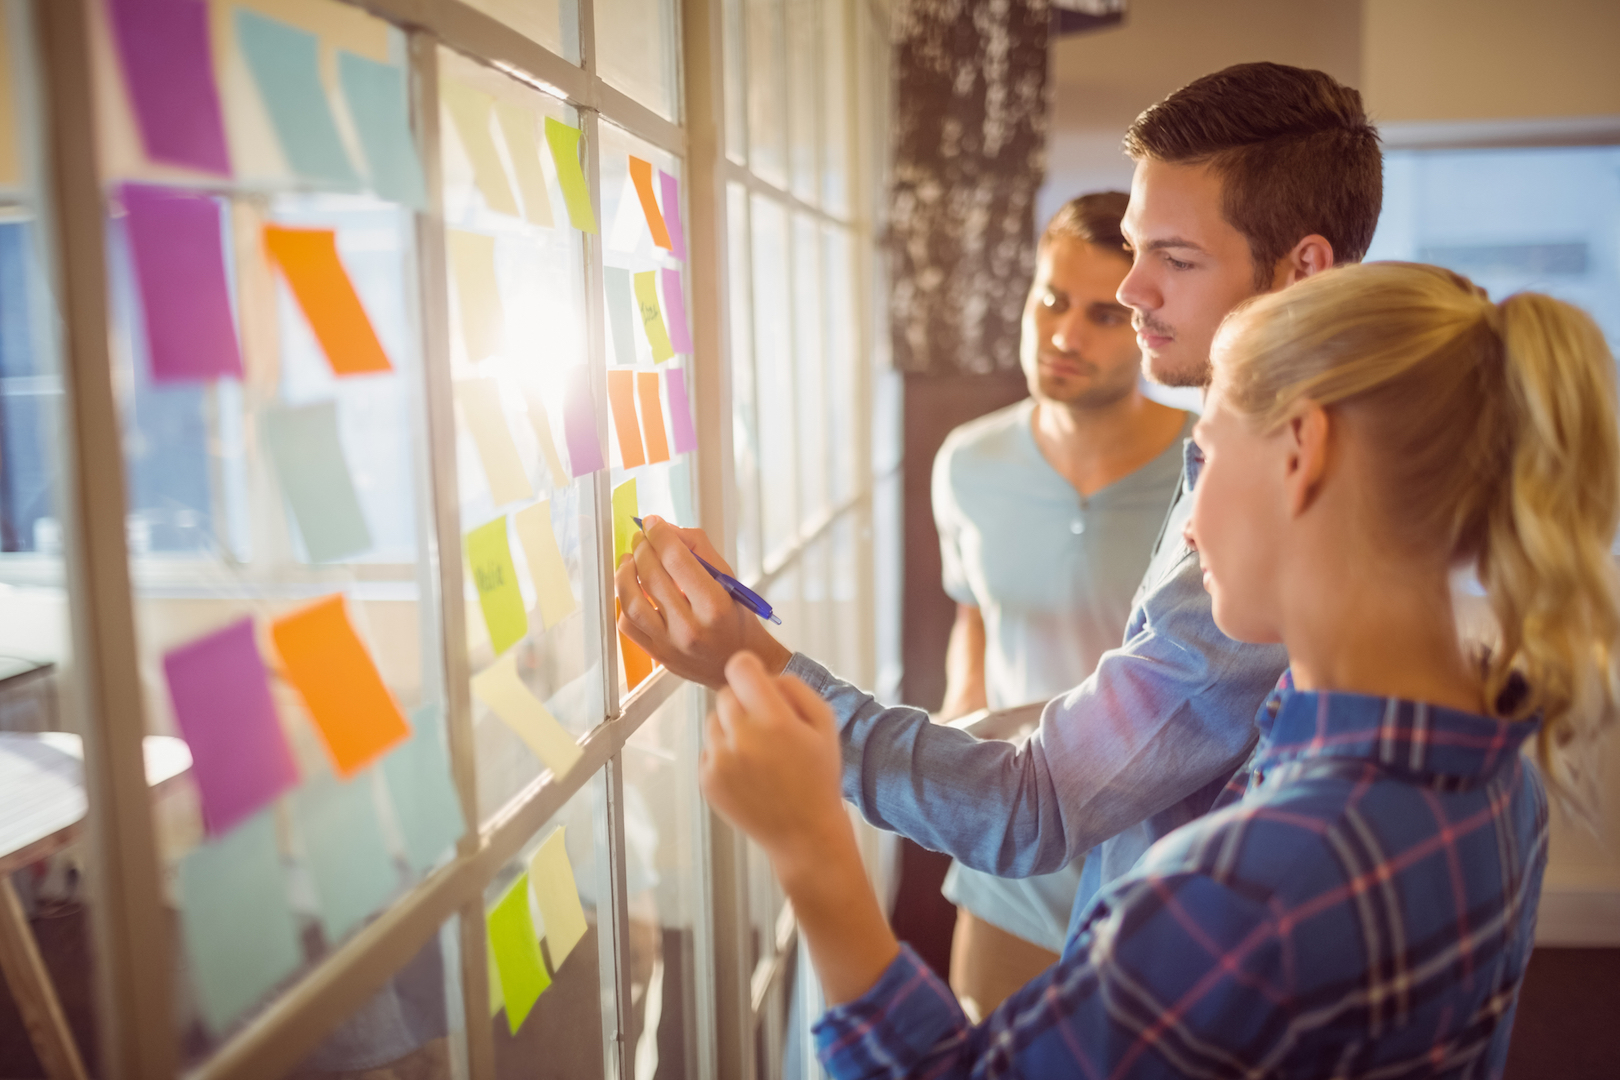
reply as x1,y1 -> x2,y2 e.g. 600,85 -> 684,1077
632,517 -> 782,624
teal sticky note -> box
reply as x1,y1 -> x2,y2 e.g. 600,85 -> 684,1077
337,52 -> 427,210
604,268 -> 637,365
667,459 -> 695,527
262,400 -> 372,563
291,769 -> 401,943
177,810 -> 303,1035
381,704 -> 468,876
235,9 -> 361,190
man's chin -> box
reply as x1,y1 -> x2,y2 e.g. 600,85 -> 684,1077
1142,349 -> 1211,390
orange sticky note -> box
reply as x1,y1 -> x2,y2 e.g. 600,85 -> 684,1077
627,157 -> 672,251
615,600 -> 655,691
635,372 -> 670,464
263,227 -> 392,376
270,594 -> 412,777
605,370 -> 645,468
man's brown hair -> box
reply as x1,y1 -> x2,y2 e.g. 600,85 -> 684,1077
1041,191 -> 1130,255
1123,62 -> 1382,288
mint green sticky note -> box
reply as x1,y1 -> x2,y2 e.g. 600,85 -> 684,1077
290,769 -> 401,943
381,704 -> 468,876
235,9 -> 361,190
467,515 -> 528,655
337,52 -> 427,210
487,873 -> 551,1034
542,118 -> 598,233
263,400 -> 372,564
177,810 -> 303,1035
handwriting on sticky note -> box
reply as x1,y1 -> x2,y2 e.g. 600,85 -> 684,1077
471,653 -> 584,779
658,170 -> 687,261
466,515 -> 529,656
446,230 -> 504,363
664,368 -> 697,454
456,379 -> 534,506
632,271 -> 675,362
262,400 -> 372,563
234,9 -> 360,189
627,157 -> 673,250
521,387 -> 570,490
441,79 -> 519,217
543,118 -> 598,233
109,0 -> 232,175
514,501 -> 578,631
291,770 -> 400,943
604,268 -> 638,365
494,101 -> 555,227
616,598 -> 656,691
612,478 -> 639,564
562,367 -> 606,476
530,827 -> 589,970
487,873 -> 551,1034
605,370 -> 645,469
636,372 -> 671,463
338,52 -> 427,210
659,268 -> 694,355
263,226 -> 392,375
380,704 -> 467,876
270,594 -> 412,777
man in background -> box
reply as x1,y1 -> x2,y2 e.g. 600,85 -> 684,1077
931,191 -> 1188,1018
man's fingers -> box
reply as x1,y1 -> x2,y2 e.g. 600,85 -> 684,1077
642,519 -> 735,622
724,651 -> 795,725
703,707 -> 726,752
777,674 -> 838,738
615,553 -> 667,637
631,530 -> 704,625
641,516 -> 735,576
714,685 -> 747,741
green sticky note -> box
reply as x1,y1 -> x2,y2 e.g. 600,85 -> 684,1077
467,516 -> 528,656
235,9 -> 361,190
543,117 -> 598,234
612,478 -> 638,564
290,769 -> 401,944
380,704 -> 468,877
632,271 -> 675,363
177,810 -> 303,1035
338,52 -> 427,210
487,873 -> 552,1034
262,400 -> 372,564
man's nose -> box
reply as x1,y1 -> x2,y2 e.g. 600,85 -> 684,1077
1117,259 -> 1158,313
1050,310 -> 1087,354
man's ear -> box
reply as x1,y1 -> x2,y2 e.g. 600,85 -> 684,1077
1271,235 -> 1335,288
1284,402 -> 1331,518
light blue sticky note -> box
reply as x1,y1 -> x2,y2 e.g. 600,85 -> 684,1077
337,52 -> 427,210
177,810 -> 303,1035
604,268 -> 637,365
262,400 -> 372,564
668,459 -> 695,527
291,769 -> 401,944
381,704 -> 468,877
235,9 -> 361,190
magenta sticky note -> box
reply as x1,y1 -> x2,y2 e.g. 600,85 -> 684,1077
563,366 -> 606,476
659,269 -> 694,355
665,368 -> 697,454
121,183 -> 244,383
658,171 -> 686,262
109,0 -> 232,176
163,618 -> 300,836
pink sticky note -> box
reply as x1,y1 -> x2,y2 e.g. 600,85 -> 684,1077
658,171 -> 686,262
163,618 -> 300,836
659,269 -> 694,355
563,366 -> 606,476
122,183 -> 244,383
109,0 -> 232,176
665,368 -> 697,454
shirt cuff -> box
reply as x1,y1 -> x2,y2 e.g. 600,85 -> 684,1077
784,651 -> 837,694
813,944 -> 970,1080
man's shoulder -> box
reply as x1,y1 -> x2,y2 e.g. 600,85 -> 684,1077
936,399 -> 1034,474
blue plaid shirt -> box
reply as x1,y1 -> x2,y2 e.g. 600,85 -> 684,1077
815,683 -> 1549,1079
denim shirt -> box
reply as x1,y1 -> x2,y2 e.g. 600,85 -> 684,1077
785,441 -> 1289,923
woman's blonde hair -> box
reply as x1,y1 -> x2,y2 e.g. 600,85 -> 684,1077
1214,261 -> 1620,799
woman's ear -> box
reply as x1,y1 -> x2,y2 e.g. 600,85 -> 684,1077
1284,402 -> 1331,518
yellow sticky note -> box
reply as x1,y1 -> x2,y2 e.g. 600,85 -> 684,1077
632,271 -> 675,363
441,79 -> 519,217
487,936 -> 504,1018
457,379 -> 534,506
471,653 -> 584,780
514,501 -> 578,631
466,516 -> 528,656
521,386 -> 570,490
493,101 -> 555,228
487,873 -> 550,1034
542,117 -> 597,234
612,478 -> 638,564
530,827 -> 589,971
446,230 -> 504,362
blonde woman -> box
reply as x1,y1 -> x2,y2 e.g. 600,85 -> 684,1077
700,262 -> 1620,1078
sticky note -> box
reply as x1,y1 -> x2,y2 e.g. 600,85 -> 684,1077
447,230 -> 504,362
632,271 -> 675,363
263,226 -> 392,375
270,594 -> 413,777
120,183 -> 242,383
235,10 -> 361,190
494,102 -> 555,227
487,936 -> 505,1017
514,501 -> 579,630
487,874 -> 550,1034
658,170 -> 687,261
440,80 -> 519,217
627,157 -> 673,250
562,367 -> 606,476
177,811 -> 302,1034
470,653 -> 583,780
617,599 -> 656,691
466,515 -> 528,656
338,52 -> 427,210
612,478 -> 638,564
605,370 -> 645,469
530,827 -> 589,970
543,118 -> 597,233
262,400 -> 372,563
668,459 -> 695,526
660,269 -> 694,355
456,379 -> 534,506
163,618 -> 298,836
381,705 -> 467,876
603,268 -> 638,365
665,368 -> 698,454
108,0 -> 231,175
291,771 -> 399,943
521,387 -> 570,490
636,372 -> 671,464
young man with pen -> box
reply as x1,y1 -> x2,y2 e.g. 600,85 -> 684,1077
618,61 -> 1376,945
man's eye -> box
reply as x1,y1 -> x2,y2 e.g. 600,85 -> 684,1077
1164,255 -> 1194,271
1093,310 -> 1127,327
1042,293 -> 1070,313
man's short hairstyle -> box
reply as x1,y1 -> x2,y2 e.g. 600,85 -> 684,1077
1040,191 -> 1130,257
1123,62 -> 1382,288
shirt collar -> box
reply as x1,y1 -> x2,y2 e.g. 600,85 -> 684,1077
1182,438 -> 1205,492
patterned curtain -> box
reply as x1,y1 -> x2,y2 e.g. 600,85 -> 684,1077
888,0 -> 1051,375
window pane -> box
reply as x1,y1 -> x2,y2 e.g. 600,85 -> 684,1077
792,214 -> 825,526
595,0 -> 680,122
723,0 -> 748,164
822,225 -> 857,506
727,183 -> 762,580
750,197 -> 797,562
785,0 -> 820,204
462,0 -> 580,64
746,0 -> 788,190
821,0 -> 851,216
